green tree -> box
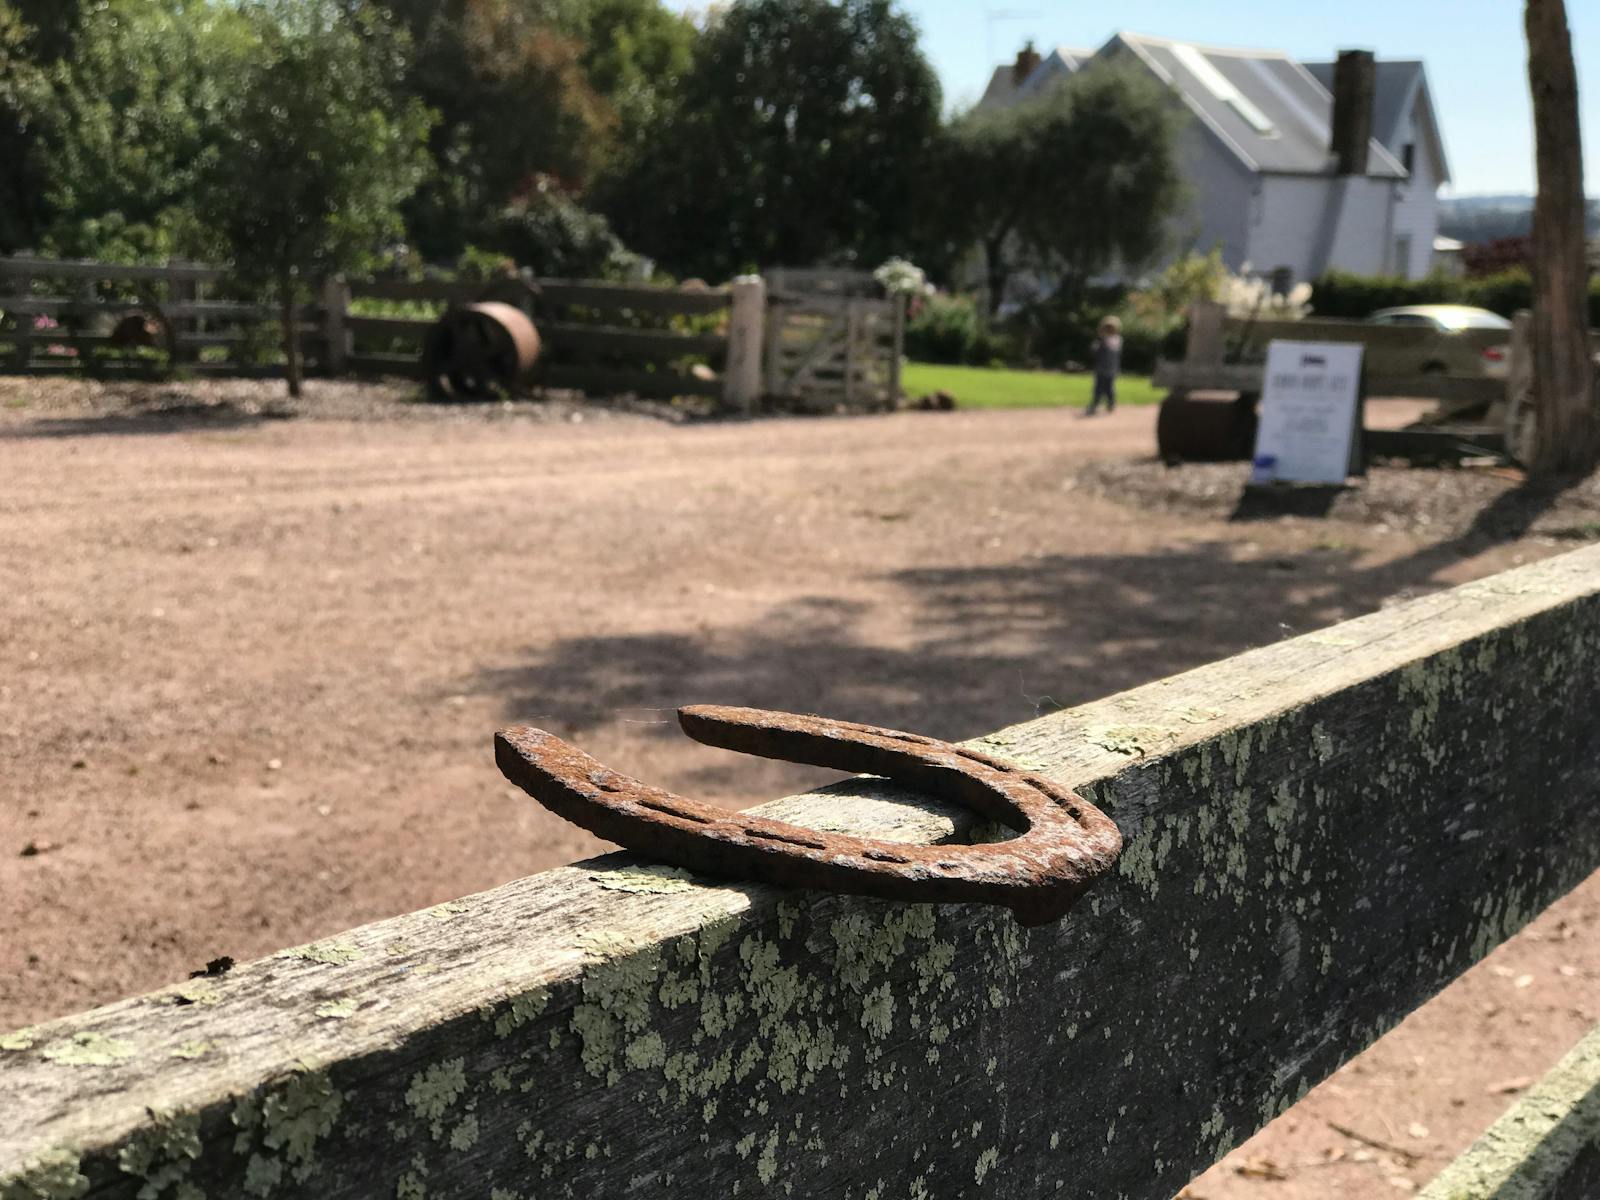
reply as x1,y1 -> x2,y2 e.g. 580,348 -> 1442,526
478,182 -> 628,278
199,0 -> 433,397
941,60 -> 1187,314
0,2 -> 48,253
599,0 -> 942,280
37,0 -> 251,262
8,0 -> 85,62
576,0 -> 694,161
383,0 -> 611,260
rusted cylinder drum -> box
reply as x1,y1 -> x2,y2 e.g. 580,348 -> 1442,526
109,312 -> 162,349
422,302 -> 540,401
1156,392 -> 1259,463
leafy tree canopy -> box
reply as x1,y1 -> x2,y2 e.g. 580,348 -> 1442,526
382,0 -> 602,259
941,59 -> 1189,312
38,0 -> 254,262
600,0 -> 942,280
197,0 -> 434,394
0,2 -> 49,251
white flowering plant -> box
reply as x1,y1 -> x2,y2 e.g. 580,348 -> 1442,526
873,257 -> 930,297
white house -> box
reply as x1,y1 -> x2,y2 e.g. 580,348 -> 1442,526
1302,56 -> 1451,280
979,34 -> 1452,285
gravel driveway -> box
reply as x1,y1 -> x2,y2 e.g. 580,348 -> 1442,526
1,379 -> 1595,1198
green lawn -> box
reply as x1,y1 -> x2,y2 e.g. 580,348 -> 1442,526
902,362 -> 1161,410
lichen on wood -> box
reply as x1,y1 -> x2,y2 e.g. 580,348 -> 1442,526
3,545 -> 1600,1199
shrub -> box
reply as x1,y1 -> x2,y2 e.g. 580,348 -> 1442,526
1464,271 -> 1535,319
1308,270 -> 1457,317
1462,237 -> 1533,277
1313,268 -> 1600,326
904,293 -> 1010,365
477,183 -> 630,280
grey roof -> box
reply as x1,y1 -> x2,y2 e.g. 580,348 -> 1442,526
978,45 -> 1095,109
1112,32 -> 1405,178
1304,58 -> 1450,183
978,33 -> 1417,180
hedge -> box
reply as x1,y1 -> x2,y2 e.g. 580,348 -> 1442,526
1311,268 -> 1600,327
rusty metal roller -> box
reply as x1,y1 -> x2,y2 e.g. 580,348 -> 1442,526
1156,392 -> 1259,463
422,301 -> 540,401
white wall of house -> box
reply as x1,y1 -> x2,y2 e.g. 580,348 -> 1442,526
1387,99 -> 1441,278
1246,174 -> 1394,283
1171,125 -> 1255,272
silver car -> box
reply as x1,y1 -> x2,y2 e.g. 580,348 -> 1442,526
1364,305 -> 1512,379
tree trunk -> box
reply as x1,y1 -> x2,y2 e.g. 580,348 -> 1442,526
280,269 -> 302,400
982,235 -> 1009,317
1525,0 -> 1595,477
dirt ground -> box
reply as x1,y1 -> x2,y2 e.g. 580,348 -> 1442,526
1,378 -> 1596,1198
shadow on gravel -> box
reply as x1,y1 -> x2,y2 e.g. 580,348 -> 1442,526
1,402 -> 295,439
471,538 -> 1472,797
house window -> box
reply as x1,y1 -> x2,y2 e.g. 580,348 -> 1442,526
1402,143 -> 1416,175
1394,235 -> 1413,276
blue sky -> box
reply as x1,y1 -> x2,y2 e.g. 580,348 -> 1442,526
670,1 -> 1597,195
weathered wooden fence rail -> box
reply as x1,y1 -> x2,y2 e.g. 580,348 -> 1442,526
4,545 -> 1600,1199
2,256 -> 907,410
0,256 -> 319,377
1421,1022 -> 1600,1199
339,274 -> 763,406
1154,303 -> 1508,409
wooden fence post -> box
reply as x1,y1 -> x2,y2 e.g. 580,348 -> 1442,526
322,276 -> 351,377
1187,300 -> 1226,366
888,291 -> 906,410
11,266 -> 33,372
723,274 -> 765,413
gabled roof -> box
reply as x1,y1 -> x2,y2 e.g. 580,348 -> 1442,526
1109,32 -> 1406,178
977,32 -> 1416,181
1303,58 -> 1451,184
978,45 -> 1096,109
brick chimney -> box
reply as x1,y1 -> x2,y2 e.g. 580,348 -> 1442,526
1013,41 -> 1042,88
1329,48 -> 1376,176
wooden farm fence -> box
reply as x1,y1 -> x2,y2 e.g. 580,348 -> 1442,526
1153,301 -> 1509,412
0,256 -> 320,377
5,544 -> 1600,1198
0,256 -> 768,408
335,274 -> 766,409
764,267 -> 905,411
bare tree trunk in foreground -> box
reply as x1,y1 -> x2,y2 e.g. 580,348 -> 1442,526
1525,0 -> 1595,477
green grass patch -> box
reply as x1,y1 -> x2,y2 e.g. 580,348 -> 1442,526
901,362 -> 1160,410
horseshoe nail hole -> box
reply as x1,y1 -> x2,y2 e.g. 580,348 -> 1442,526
747,828 -> 827,850
640,798 -> 713,824
862,849 -> 911,864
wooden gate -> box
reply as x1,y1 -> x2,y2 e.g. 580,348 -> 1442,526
763,267 -> 904,411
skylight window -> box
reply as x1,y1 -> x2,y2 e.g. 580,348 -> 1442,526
1172,43 -> 1276,136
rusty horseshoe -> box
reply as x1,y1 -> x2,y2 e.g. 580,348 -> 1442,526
494,706 -> 1122,926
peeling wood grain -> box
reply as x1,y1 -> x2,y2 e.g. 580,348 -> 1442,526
5,545 -> 1600,1200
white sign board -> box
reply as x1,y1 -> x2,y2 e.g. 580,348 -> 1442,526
1250,340 -> 1364,485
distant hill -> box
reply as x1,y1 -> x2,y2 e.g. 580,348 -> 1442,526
1440,194 -> 1600,242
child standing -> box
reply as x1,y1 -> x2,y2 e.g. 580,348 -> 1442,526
1084,315 -> 1123,416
